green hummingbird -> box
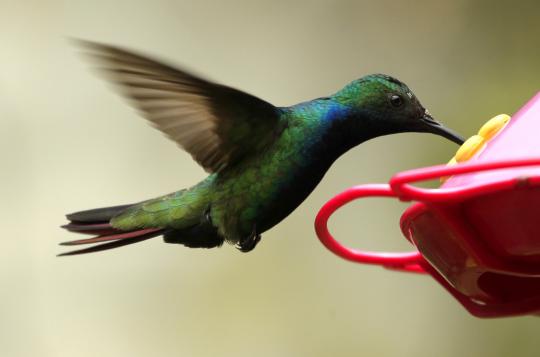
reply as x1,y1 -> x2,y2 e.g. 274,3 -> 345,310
60,41 -> 464,256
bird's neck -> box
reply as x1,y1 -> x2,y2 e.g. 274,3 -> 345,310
248,100 -> 381,233
286,98 -> 381,162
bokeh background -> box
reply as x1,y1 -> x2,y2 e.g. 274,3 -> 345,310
2,1 -> 540,356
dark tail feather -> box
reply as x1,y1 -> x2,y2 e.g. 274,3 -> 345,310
66,204 -> 132,223
60,228 -> 162,246
58,228 -> 163,256
61,222 -> 118,235
61,203 -> 163,256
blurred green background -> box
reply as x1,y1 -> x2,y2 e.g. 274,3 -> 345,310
2,1 -> 540,356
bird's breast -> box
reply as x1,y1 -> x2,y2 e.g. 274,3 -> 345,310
211,124 -> 334,241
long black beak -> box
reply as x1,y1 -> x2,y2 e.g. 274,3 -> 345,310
420,113 -> 464,145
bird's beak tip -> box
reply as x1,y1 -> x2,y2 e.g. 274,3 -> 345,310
420,114 -> 465,145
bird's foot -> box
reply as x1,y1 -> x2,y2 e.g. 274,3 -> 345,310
236,225 -> 261,253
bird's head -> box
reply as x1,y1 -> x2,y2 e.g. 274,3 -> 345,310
333,74 -> 464,145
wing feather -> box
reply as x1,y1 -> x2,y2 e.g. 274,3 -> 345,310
78,40 -> 280,172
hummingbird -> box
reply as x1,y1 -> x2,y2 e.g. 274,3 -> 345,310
60,41 -> 464,256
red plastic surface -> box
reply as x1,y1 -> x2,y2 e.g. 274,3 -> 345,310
314,92 -> 540,317
314,184 -> 426,273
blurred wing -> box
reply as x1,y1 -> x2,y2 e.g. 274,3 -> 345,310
79,40 -> 280,172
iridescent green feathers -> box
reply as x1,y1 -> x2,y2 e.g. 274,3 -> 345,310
110,178 -> 215,231
334,74 -> 409,109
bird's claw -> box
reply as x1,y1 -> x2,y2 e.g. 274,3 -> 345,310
236,225 -> 261,253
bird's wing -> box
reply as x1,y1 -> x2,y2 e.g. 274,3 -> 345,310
79,40 -> 281,173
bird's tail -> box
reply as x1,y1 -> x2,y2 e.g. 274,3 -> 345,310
60,204 -> 164,256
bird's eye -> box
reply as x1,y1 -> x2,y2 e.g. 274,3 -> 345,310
390,95 -> 403,107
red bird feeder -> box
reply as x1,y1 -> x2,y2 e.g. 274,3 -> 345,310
315,92 -> 540,318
